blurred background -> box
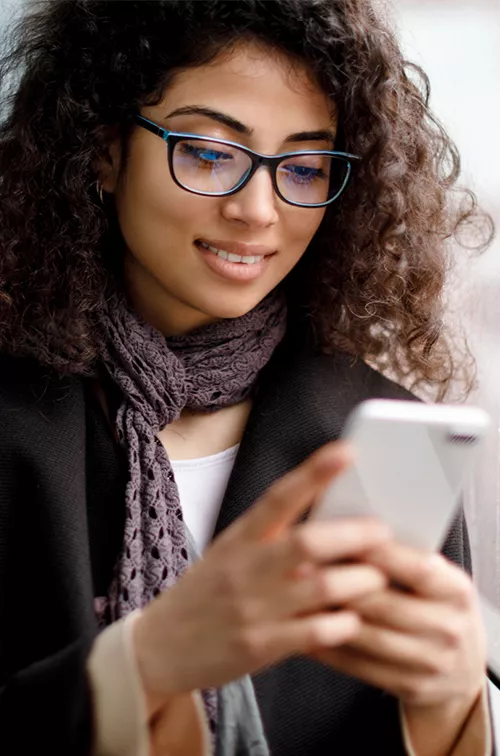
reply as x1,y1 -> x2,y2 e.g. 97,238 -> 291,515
394,0 -> 500,606
1,0 -> 500,603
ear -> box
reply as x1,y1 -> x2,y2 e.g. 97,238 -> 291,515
97,137 -> 122,194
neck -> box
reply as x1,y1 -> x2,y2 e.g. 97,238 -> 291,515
124,252 -> 216,336
158,399 -> 253,460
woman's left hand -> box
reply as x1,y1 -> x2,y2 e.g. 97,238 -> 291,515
310,540 -> 488,752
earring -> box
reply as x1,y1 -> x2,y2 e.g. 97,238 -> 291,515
96,181 -> 104,204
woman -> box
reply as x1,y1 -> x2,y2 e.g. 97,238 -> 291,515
0,1 -> 493,755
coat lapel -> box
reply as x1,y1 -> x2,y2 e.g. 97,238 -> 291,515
214,345 -> 412,536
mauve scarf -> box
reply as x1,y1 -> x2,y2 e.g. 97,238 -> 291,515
97,288 -> 287,732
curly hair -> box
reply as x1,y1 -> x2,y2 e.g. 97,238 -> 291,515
0,0 -> 493,399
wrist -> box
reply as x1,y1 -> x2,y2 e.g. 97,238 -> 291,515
403,682 -> 483,721
401,684 -> 485,756
87,616 -> 150,756
131,606 -> 180,718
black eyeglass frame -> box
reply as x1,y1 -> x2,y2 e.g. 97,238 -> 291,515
134,114 -> 361,208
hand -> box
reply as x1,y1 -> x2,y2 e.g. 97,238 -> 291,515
311,541 -> 487,753
133,442 -> 390,703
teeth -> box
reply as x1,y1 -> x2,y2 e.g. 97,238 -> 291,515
198,241 -> 262,265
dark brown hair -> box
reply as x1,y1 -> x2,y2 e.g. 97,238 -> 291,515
0,0 -> 493,398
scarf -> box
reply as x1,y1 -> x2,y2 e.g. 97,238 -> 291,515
98,288 -> 287,732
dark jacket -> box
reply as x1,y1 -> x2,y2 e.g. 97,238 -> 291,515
0,343 -> 472,755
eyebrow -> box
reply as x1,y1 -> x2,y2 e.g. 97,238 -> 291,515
165,106 -> 336,144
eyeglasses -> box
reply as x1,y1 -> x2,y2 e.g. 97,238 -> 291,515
134,114 -> 361,208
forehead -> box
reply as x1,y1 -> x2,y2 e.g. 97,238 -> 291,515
154,41 -> 336,132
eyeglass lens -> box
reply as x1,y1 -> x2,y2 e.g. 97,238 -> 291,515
172,138 -> 350,205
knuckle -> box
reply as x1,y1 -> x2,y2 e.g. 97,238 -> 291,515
232,598 -> 256,625
302,617 -> 340,650
237,627 -> 267,666
303,622 -> 326,650
397,677 -> 419,701
319,567 -> 381,606
211,535 -> 236,561
358,565 -> 385,590
216,566 -> 264,625
413,566 -> 435,593
416,676 -> 437,702
440,621 -> 463,649
264,485 -> 287,512
217,564 -> 243,598
439,650 -> 457,677
453,576 -> 474,608
313,571 -> 335,605
289,528 -> 315,562
374,630 -> 396,658
422,652 -> 448,676
398,676 -> 431,704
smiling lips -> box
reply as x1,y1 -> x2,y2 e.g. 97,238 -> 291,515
198,240 -> 262,265
195,238 -> 275,282
197,238 -> 274,263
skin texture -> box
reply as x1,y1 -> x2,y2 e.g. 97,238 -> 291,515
102,43 -> 333,335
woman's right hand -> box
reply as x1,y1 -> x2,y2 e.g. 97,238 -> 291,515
132,442 -> 390,702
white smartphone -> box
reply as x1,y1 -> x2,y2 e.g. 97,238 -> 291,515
312,399 -> 490,551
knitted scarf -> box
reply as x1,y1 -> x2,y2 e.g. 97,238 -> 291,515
98,289 -> 287,732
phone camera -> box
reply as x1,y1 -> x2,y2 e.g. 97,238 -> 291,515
447,433 -> 478,445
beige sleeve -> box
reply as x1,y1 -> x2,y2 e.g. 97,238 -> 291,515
400,682 -> 492,756
87,611 -> 212,756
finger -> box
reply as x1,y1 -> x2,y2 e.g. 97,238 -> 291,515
344,623 -> 444,674
269,519 -> 393,576
209,518 -> 391,617
310,645 -> 426,700
253,611 -> 361,664
350,589 -> 458,638
279,564 -> 387,618
230,441 -> 353,542
365,542 -> 475,605
232,521 -> 390,599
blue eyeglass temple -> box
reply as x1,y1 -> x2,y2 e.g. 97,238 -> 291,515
135,114 -> 171,140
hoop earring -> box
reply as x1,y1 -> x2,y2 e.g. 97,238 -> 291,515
96,181 -> 104,204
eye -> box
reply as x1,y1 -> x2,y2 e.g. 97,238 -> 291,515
280,164 -> 327,183
180,142 -> 233,165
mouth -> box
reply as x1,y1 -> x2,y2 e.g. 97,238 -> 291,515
195,238 -> 275,282
197,240 -> 263,265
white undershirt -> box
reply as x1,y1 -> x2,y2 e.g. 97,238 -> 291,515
171,444 -> 240,552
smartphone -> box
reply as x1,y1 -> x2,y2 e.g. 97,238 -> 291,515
312,399 -> 490,551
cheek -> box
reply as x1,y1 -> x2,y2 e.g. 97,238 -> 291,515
114,153 -> 207,254
285,209 -> 325,262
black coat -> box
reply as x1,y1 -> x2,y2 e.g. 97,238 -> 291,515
0,344 -> 472,755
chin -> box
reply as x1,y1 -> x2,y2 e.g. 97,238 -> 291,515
200,292 -> 268,321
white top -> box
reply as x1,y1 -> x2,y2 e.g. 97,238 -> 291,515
171,444 -> 240,553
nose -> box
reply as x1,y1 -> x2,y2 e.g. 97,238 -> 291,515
221,166 -> 280,228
